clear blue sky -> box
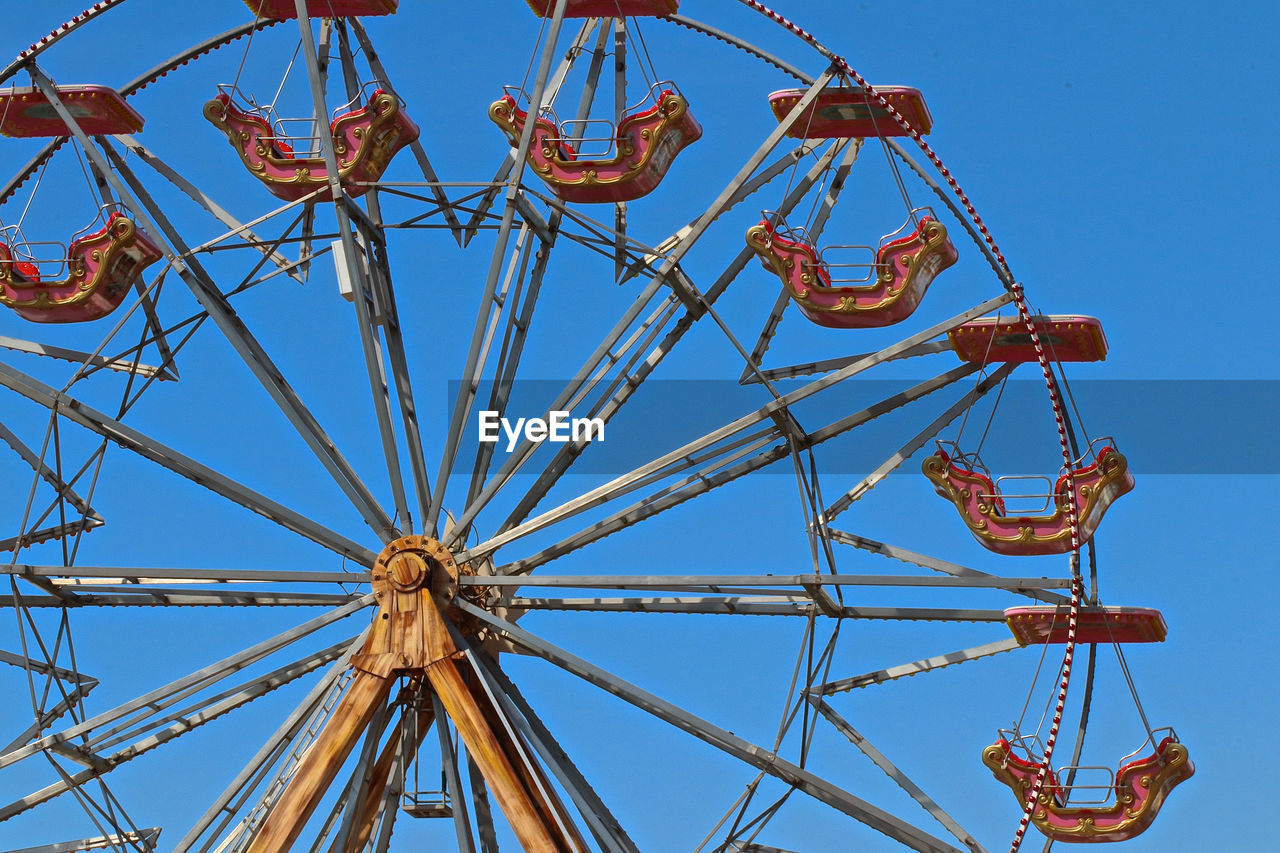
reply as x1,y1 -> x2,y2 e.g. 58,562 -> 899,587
0,2 -> 1274,851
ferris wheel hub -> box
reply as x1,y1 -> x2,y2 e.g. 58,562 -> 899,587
371,534 -> 462,601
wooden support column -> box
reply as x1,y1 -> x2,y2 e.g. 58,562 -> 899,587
244,535 -> 585,852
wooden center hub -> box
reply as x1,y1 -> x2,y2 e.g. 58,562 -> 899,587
371,534 -> 459,601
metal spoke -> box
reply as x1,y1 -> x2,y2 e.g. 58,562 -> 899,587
454,600 -> 965,853
746,340 -> 955,385
498,597 -> 1007,621
0,591 -> 360,608
466,751 -> 501,853
460,21 -> 618,520
294,4 -> 413,534
0,361 -> 376,564
2,565 -> 368,584
334,20 -> 435,530
85,639 -> 353,753
461,574 -> 1073,593
467,646 -> 640,853
426,7 -> 587,532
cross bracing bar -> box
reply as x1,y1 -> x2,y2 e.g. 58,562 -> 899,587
0,423 -> 106,557
0,421 -> 99,520
0,649 -> 100,756
0,521 -> 103,555
454,600 -> 965,853
745,340 -> 956,385
113,136 -> 303,284
0,335 -> 170,380
0,648 -> 94,686
813,639 -> 1023,695
822,529 -> 1070,606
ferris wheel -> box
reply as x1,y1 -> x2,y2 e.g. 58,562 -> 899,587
0,2 -> 1191,852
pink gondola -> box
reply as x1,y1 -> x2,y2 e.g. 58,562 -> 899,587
922,438 -> 1134,556
488,84 -> 701,203
0,85 -> 143,138
239,0 -> 398,18
951,315 -> 1109,363
0,209 -> 163,323
982,733 -> 1193,842
745,210 -> 957,328
768,85 -> 932,139
1005,606 -> 1167,645
203,86 -> 419,202
524,0 -> 678,18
